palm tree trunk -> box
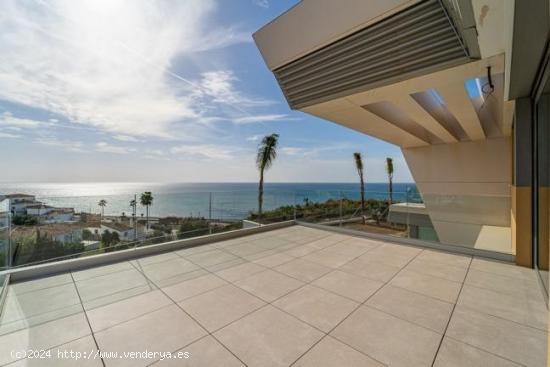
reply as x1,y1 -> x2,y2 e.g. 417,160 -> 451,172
389,178 -> 393,204
146,205 -> 149,231
258,170 -> 264,218
360,176 -> 365,225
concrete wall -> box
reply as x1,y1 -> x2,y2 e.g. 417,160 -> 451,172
402,137 -> 512,252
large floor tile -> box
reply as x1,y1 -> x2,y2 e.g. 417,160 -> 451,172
312,270 -> 383,302
340,258 -> 401,282
366,285 -> 453,333
331,306 -> 441,367
174,244 -> 219,257
214,305 -> 324,367
470,257 -> 538,281
294,336 -> 384,367
390,269 -> 462,303
446,306 -> 547,367
152,335 -> 244,366
252,252 -> 295,267
185,249 -> 239,268
134,257 -> 200,283
161,273 -> 228,302
8,274 -> 73,294
306,237 -> 344,249
465,269 -> 544,301
131,252 -> 179,267
302,248 -> 358,268
416,250 -> 471,268
0,313 -> 91,365
275,258 -> 332,282
1,283 -> 81,326
72,261 -> 134,282
434,337 -> 522,367
273,285 -> 358,332
75,268 -> 155,307
179,284 -> 265,331
214,262 -> 266,282
95,305 -> 206,367
282,244 -> 318,257
86,289 -> 172,332
235,269 -> 304,302
458,285 -> 547,330
224,242 -> 269,257
357,244 -> 419,268
405,257 -> 468,282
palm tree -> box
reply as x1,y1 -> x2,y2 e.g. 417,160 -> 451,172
386,157 -> 394,204
98,199 -> 107,221
353,152 -> 366,224
256,133 -> 279,218
140,192 -> 153,231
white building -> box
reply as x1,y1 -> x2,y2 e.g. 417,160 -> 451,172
100,222 -> 136,241
25,204 -> 54,216
42,208 -> 75,224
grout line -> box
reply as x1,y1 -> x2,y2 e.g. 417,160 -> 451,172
69,272 -> 106,367
430,256 -> 473,367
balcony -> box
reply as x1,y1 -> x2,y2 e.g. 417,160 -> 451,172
0,224 -> 546,366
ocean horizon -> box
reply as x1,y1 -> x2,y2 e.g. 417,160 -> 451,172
0,182 -> 419,220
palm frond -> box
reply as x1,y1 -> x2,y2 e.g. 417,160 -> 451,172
256,134 -> 279,170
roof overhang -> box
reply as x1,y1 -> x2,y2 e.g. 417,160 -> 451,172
254,0 -> 515,148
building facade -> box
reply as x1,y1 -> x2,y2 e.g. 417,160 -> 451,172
254,0 -> 550,292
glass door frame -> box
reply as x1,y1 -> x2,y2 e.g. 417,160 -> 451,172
532,39 -> 550,299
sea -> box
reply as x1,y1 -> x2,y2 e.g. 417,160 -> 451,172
0,182 -> 419,220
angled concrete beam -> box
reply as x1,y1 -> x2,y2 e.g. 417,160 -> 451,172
319,105 -> 430,148
436,82 -> 485,141
392,95 -> 458,143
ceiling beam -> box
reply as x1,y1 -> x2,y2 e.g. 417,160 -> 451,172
436,82 -> 485,141
320,105 -> 430,148
392,95 -> 458,143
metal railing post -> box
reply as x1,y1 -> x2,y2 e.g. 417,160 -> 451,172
209,192 -> 212,235
339,191 -> 343,227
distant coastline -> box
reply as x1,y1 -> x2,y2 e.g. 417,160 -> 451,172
0,182 -> 418,219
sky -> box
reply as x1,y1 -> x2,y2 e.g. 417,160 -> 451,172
0,0 -> 413,183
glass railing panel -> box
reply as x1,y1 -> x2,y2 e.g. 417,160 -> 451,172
2,187 -> 513,269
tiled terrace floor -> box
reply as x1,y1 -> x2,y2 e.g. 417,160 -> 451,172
0,225 -> 547,367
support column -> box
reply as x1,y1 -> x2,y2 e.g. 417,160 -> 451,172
512,98 -> 533,267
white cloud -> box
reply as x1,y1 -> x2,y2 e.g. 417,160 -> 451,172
0,132 -> 21,139
197,71 -> 275,108
36,138 -> 84,152
170,144 -> 237,160
280,147 -> 306,156
253,0 -> 269,8
0,112 -> 49,129
95,142 -> 135,154
113,135 -> 142,142
246,135 -> 262,142
0,0 -> 252,138
232,114 -> 293,124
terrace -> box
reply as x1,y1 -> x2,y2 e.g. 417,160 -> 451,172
0,224 -> 546,367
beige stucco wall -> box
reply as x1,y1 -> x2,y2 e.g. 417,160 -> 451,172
402,137 -> 512,253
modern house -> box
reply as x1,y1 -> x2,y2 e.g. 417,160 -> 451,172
253,0 -> 546,269
100,222 -> 136,241
25,203 -> 54,216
